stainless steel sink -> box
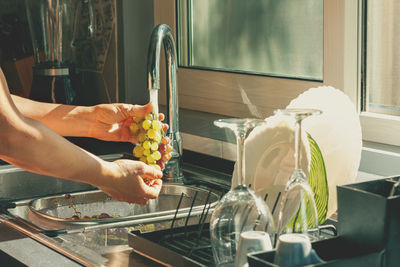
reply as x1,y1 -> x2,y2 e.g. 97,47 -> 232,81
1,154 -> 227,233
0,156 -> 229,265
4,173 -> 221,233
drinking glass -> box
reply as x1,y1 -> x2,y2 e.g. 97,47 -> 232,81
210,118 -> 275,266
275,109 -> 321,240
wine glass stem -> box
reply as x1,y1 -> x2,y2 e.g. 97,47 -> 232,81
237,134 -> 246,186
294,118 -> 302,171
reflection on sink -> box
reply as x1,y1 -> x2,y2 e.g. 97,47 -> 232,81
10,184 -> 220,231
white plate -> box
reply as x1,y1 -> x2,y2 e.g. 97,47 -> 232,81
287,86 -> 362,217
232,115 -> 311,223
231,86 -> 360,221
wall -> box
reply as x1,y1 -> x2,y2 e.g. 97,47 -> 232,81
117,0 -> 154,105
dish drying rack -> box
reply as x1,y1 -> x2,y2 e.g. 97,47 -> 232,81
128,188 -> 337,267
129,188 -> 217,266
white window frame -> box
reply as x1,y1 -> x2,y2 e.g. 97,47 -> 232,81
153,0 -> 400,149
356,0 -> 400,147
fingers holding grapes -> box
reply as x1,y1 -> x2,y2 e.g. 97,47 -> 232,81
99,160 -> 163,204
130,112 -> 173,171
141,177 -> 163,199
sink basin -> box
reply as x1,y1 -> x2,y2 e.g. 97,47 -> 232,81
2,154 -> 228,231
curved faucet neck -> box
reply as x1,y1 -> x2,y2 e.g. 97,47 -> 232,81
147,24 -> 179,136
147,24 -> 182,180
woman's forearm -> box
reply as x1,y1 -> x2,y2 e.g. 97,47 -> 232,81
11,94 -> 94,137
1,113 -> 115,187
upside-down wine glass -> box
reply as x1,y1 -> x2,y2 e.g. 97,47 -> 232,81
390,179 -> 400,196
210,118 -> 275,267
275,108 -> 322,241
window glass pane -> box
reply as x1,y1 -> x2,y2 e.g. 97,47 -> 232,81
179,0 -> 323,81
365,0 -> 400,116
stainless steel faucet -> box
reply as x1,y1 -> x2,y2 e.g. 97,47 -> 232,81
147,24 -> 183,181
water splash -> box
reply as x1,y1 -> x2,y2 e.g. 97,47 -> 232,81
150,89 -> 159,114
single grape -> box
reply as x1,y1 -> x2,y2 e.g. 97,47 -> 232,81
161,136 -> 170,145
162,123 -> 169,132
139,156 -> 147,163
150,142 -> 159,151
133,145 -> 144,158
129,123 -> 140,134
143,149 -> 151,156
152,120 -> 162,131
99,213 -> 112,219
147,129 -> 156,139
158,143 -> 166,153
161,153 -> 170,162
147,154 -> 156,164
145,113 -> 153,121
157,160 -> 165,170
166,144 -> 173,153
153,132 -> 162,143
138,133 -> 147,143
152,151 -> 161,161
142,120 -> 152,130
143,140 -> 151,150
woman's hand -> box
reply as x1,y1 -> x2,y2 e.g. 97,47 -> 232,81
88,102 -> 166,143
98,159 -> 163,205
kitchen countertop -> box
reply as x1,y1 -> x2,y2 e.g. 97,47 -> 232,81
0,221 -> 82,267
0,219 -> 163,267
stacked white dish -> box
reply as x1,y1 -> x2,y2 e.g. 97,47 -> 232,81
232,86 -> 362,221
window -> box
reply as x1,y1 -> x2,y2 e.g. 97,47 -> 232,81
154,0 -> 357,120
360,0 -> 400,146
360,0 -> 400,147
178,0 -> 323,81
364,0 -> 400,117
151,0 -> 400,162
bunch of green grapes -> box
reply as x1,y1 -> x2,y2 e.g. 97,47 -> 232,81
130,112 -> 173,171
